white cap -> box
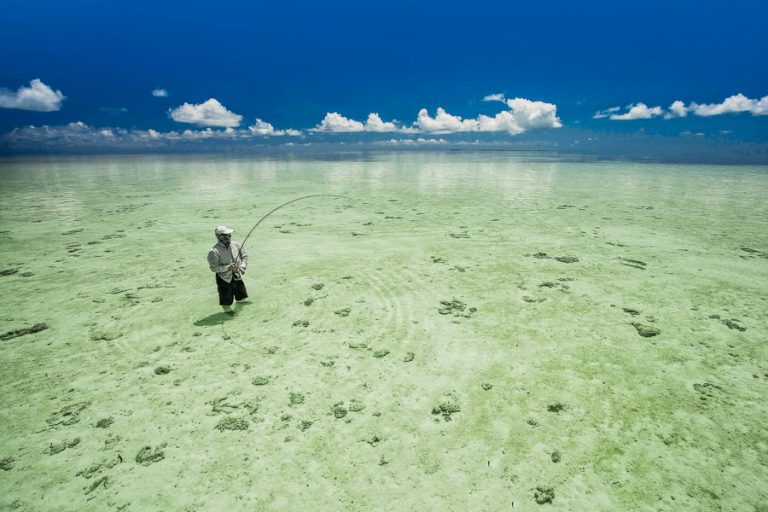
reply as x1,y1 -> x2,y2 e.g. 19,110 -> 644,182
215,225 -> 234,235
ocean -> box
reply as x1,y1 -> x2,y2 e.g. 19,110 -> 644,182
1,152 -> 766,510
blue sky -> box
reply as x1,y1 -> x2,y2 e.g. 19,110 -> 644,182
0,0 -> 766,155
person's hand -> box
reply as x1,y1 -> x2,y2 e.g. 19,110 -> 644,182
229,263 -> 239,272
238,266 -> 245,275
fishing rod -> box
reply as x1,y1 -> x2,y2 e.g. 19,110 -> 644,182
233,194 -> 351,268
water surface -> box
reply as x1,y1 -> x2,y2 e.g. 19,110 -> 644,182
1,153 -> 766,510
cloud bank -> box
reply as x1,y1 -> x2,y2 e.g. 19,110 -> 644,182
313,96 -> 561,135
152,89 -> 168,97
596,93 -> 768,120
312,112 -> 401,132
2,119 -> 304,152
688,93 -> 768,117
169,98 -> 243,127
0,79 -> 66,112
415,97 -> 561,134
248,118 -> 301,136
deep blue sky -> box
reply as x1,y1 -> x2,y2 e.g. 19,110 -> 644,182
1,0 -> 766,143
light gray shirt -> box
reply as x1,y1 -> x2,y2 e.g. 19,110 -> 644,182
207,241 -> 248,283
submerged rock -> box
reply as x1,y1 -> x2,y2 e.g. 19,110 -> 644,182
135,445 -> 165,464
214,416 -> 250,431
437,298 -> 477,318
95,417 -> 114,428
721,319 -> 746,331
46,401 -> 91,427
631,323 -> 661,338
534,486 -> 555,504
1,323 -> 49,341
332,404 -> 348,419
432,401 -> 461,421
547,402 -> 566,413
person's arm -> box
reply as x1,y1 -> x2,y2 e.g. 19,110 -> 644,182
207,249 -> 231,274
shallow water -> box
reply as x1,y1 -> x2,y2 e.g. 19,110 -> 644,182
1,153 -> 766,510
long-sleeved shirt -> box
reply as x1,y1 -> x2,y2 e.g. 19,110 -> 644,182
207,241 -> 248,283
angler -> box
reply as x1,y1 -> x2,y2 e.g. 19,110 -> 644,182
207,194 -> 350,316
207,226 -> 249,316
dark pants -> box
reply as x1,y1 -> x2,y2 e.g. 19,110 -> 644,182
216,275 -> 248,306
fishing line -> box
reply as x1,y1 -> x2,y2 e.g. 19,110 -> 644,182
233,194 -> 351,266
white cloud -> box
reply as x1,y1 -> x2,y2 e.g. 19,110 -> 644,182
415,98 -> 561,135
364,113 -> 399,132
248,118 -> 301,136
313,112 -> 400,132
169,98 -> 242,127
476,111 -> 525,134
2,121 -> 305,150
593,107 -> 620,119
180,128 -> 237,139
665,100 -> 688,119
599,93 -> 768,121
381,137 -> 448,145
609,103 -> 663,120
313,112 -> 365,132
152,89 -> 168,97
689,93 -> 768,116
482,93 -> 506,102
309,98 -> 560,136
414,108 -> 480,133
0,79 -> 65,112
503,97 -> 563,130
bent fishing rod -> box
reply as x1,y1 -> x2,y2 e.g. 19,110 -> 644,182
233,194 -> 351,268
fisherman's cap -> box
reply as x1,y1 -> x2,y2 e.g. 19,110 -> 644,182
215,225 -> 234,235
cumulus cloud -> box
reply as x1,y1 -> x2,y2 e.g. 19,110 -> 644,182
364,113 -> 399,132
248,118 -> 301,136
503,97 -> 563,130
309,98 -> 560,136
313,112 -> 400,132
689,93 -> 768,116
414,108 -> 480,133
665,100 -> 688,119
169,98 -> 242,127
599,93 -> 768,121
608,103 -> 663,120
415,98 -> 561,135
152,89 -> 168,97
0,79 -> 65,112
313,112 -> 365,132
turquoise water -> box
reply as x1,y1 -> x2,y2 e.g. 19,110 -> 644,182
1,153 -> 766,510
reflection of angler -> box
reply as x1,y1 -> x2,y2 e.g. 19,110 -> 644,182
232,194 -> 352,269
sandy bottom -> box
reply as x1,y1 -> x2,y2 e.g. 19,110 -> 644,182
0,153 -> 766,511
